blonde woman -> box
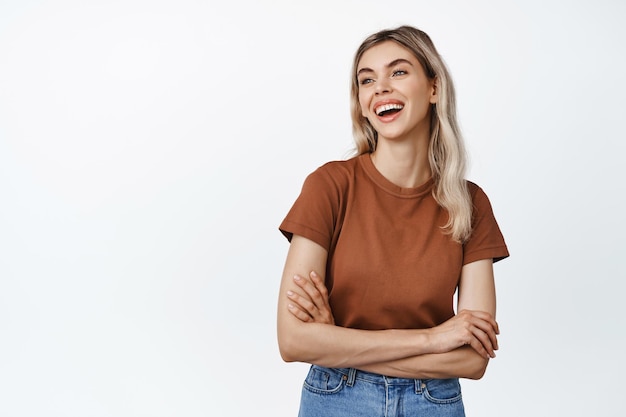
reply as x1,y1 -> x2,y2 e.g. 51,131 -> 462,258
277,26 -> 509,417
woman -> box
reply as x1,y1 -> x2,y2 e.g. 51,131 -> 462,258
277,25 -> 509,417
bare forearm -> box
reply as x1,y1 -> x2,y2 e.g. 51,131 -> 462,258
358,346 -> 490,380
278,321 -> 433,369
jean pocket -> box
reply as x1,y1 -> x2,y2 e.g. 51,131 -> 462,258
423,378 -> 463,404
302,366 -> 347,395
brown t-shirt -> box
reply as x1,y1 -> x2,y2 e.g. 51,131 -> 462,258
280,153 -> 509,331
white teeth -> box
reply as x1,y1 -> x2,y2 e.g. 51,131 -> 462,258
375,103 -> 404,115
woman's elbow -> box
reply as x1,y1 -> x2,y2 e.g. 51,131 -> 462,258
278,323 -> 326,364
465,357 -> 489,380
278,339 -> 297,363
278,330 -> 306,363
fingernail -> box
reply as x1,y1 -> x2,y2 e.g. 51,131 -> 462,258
293,275 -> 301,281
287,291 -> 294,296
288,304 -> 294,309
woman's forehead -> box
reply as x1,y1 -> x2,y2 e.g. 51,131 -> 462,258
357,41 -> 415,69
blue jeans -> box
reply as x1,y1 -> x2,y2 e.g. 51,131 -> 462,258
298,365 -> 465,417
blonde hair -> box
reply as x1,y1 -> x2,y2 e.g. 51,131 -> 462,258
350,25 -> 472,243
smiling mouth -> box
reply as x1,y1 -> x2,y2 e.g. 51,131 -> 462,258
375,103 -> 404,117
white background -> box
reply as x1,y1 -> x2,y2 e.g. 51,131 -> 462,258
1,0 -> 624,416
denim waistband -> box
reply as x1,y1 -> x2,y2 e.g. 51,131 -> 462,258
329,367 -> 427,388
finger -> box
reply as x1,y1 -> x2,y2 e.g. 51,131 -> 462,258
468,337 -> 490,359
294,274 -> 326,311
461,327 -> 491,359
465,310 -> 499,335
287,290 -> 318,317
293,275 -> 315,300
309,271 -> 333,311
293,275 -> 321,308
468,317 -> 499,351
287,287 -> 334,325
459,311 -> 499,349
470,325 -> 496,358
454,313 -> 497,357
287,303 -> 312,322
309,271 -> 335,322
292,275 -> 312,297
310,271 -> 329,298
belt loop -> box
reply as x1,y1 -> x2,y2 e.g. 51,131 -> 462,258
346,368 -> 357,387
414,379 -> 424,394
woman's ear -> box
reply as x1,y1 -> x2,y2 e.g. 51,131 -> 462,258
429,77 -> 439,104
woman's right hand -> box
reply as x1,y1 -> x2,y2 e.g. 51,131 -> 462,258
428,310 -> 499,359
286,270 -> 335,325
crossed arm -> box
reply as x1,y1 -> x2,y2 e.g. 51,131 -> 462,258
277,235 -> 500,380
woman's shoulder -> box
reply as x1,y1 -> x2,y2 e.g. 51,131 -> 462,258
316,154 -> 360,173
308,155 -> 362,183
465,180 -> 488,199
465,180 -> 498,214
297,155 -> 365,201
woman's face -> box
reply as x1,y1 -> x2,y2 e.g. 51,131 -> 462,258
356,41 -> 437,144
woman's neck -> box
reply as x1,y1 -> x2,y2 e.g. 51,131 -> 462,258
370,138 -> 431,189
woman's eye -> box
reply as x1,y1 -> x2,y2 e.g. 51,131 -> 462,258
392,70 -> 407,77
359,78 -> 374,85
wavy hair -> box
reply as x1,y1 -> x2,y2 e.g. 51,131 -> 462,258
350,25 -> 472,243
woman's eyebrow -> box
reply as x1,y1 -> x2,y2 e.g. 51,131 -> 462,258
357,58 -> 414,76
356,67 -> 374,76
387,58 -> 413,68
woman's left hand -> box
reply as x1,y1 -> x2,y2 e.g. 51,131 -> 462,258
287,271 -> 335,325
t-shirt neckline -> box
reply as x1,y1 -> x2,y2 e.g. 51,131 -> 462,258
358,153 -> 434,198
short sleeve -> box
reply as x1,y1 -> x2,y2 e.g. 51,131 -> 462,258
463,184 -> 510,265
279,165 -> 343,251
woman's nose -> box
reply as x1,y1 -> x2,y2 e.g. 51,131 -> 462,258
375,78 -> 391,94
